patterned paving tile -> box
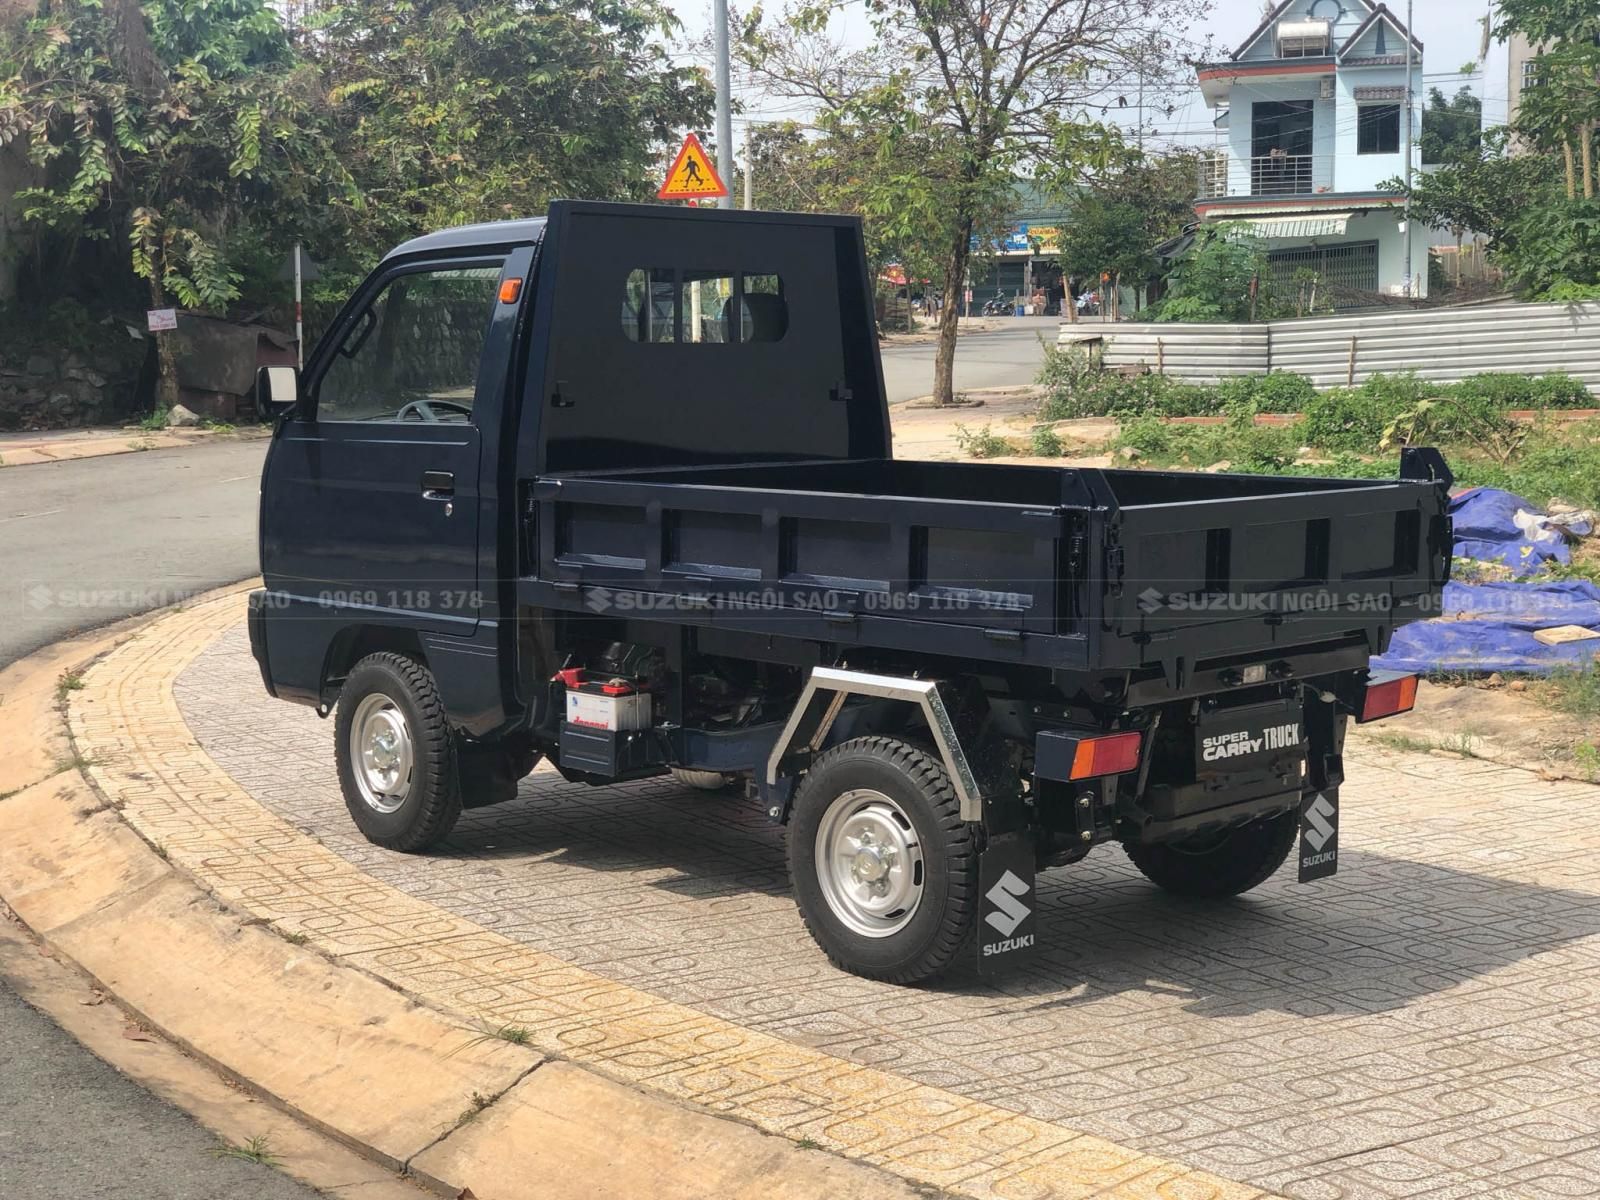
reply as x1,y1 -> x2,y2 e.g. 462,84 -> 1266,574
70,594 -> 1600,1200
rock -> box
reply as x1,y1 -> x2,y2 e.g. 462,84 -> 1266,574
1205,460 -> 1232,473
1485,673 -> 1504,688
25,354 -> 53,377
166,403 -> 202,428
1508,680 -> 1528,693
1118,446 -> 1141,461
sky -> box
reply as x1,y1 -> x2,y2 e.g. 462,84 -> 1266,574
665,0 -> 1512,146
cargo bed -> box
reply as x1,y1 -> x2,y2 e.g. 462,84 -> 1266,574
521,456 -> 1450,674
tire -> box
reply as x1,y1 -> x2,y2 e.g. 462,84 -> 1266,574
335,652 -> 462,852
787,736 -> 977,984
670,768 -> 733,792
1123,808 -> 1298,898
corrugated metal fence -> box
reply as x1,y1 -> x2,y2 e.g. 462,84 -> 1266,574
1058,303 -> 1600,389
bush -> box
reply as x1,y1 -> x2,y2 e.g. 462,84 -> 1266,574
953,423 -> 1011,459
1449,372 -> 1591,410
1029,426 -> 1065,457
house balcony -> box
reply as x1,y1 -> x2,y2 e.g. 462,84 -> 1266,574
1197,153 -> 1336,201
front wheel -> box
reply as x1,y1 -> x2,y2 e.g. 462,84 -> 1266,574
787,737 -> 978,984
1123,808 -> 1298,898
335,652 -> 463,852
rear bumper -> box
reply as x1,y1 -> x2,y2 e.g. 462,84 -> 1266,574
246,589 -> 277,699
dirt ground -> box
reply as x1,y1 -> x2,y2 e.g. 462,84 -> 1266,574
1351,680 -> 1599,782
888,385 -> 1116,464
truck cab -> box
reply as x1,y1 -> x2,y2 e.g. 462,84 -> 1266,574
251,200 -> 1450,983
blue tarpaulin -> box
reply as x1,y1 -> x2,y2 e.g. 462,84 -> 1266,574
1449,487 -> 1570,576
1372,488 -> 1599,675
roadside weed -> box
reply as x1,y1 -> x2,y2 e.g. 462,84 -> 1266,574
55,670 -> 85,700
212,1135 -> 282,1167
953,423 -> 1012,459
449,1022 -> 534,1057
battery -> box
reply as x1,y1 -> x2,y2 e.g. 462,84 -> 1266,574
557,669 -> 652,731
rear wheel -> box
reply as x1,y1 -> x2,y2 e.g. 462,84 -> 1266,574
335,652 -> 462,852
1123,808 -> 1298,898
787,737 -> 977,984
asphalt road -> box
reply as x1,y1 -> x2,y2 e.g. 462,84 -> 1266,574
0,440 -> 308,1199
0,439 -> 266,666
0,318 -> 1052,1198
879,315 -> 1058,402
0,985 -> 320,1200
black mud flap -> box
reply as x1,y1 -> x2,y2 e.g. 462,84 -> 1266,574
977,832 -> 1038,976
1298,787 -> 1339,882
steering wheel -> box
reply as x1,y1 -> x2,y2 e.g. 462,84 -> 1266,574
397,399 -> 473,423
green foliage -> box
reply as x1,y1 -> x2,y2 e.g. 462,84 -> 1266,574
1028,426 -> 1064,457
1152,224 -> 1277,323
1054,151 -> 1202,293
0,0 -> 706,333
1499,198 -> 1600,298
953,423 -> 1011,459
1420,86 -> 1483,166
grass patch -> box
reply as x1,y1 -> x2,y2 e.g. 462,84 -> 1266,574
55,670 -> 85,701
1368,729 -> 1482,758
1533,665 -> 1600,719
1028,426 -> 1065,457
953,423 -> 1013,459
795,1137 -> 822,1151
278,928 -> 310,946
136,409 -> 170,433
212,1135 -> 283,1168
1575,742 -> 1600,782
450,1022 -> 534,1057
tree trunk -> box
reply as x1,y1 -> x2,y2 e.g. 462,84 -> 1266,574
1565,139 -> 1578,201
1585,122 -> 1596,200
932,219 -> 973,408
148,272 -> 180,412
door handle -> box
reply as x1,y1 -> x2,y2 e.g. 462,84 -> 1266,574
421,470 -> 455,499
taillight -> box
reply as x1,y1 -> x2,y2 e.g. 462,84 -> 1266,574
1360,673 -> 1419,723
1069,731 -> 1143,779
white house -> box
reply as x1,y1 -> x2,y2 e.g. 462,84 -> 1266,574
1195,0 -> 1426,302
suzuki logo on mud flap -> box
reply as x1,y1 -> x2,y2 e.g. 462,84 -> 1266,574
984,870 -> 1032,937
1303,793 -> 1337,852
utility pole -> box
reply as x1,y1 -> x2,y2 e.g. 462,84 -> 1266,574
714,0 -> 734,210
744,123 -> 754,210
1403,0 -> 1415,295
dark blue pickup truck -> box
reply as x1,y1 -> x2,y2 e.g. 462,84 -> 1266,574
249,200 -> 1451,983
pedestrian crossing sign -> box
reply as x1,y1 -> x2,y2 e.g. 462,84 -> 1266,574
658,133 -> 728,201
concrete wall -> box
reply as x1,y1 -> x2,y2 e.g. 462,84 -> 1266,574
1331,64 -> 1416,193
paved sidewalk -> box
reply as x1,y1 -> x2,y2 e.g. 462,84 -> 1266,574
70,593 -> 1600,1200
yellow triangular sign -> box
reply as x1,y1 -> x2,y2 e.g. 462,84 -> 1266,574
658,133 -> 728,201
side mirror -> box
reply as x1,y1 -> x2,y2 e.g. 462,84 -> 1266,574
256,365 -> 299,419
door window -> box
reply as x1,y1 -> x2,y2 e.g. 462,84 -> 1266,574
316,264 -> 503,422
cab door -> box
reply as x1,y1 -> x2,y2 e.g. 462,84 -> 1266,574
262,255 -> 510,634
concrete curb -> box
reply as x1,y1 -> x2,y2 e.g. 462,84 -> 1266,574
0,596 -> 930,1200
0,425 -> 269,469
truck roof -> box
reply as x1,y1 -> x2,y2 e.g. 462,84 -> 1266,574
384,217 -> 549,262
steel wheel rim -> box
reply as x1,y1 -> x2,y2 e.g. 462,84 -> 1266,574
814,788 -> 924,938
350,693 -> 413,814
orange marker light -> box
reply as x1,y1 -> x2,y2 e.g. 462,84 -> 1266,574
1360,674 -> 1419,723
499,277 -> 523,304
1068,731 -> 1143,780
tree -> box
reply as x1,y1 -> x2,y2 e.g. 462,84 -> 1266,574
0,0 -> 341,404
743,0 -> 1208,405
306,0 -> 712,254
1055,149 -> 1202,313
1496,0 -> 1600,200
1153,224 -> 1272,323
1394,127 -> 1556,251
1419,86 -> 1482,166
